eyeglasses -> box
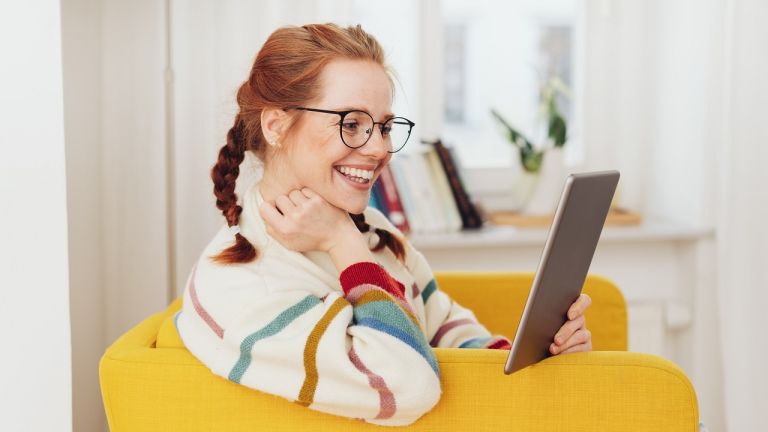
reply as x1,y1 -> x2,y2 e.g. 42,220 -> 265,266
287,107 -> 415,153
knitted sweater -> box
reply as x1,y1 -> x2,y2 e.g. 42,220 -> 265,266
176,182 -> 511,426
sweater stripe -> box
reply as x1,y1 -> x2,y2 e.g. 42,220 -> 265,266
411,282 -> 420,299
347,283 -> 415,316
350,287 -> 420,328
354,299 -> 431,360
228,295 -> 322,383
487,337 -> 512,350
420,279 -> 437,304
339,261 -> 405,299
429,318 -> 476,347
188,265 -> 224,339
297,297 -> 348,407
357,316 -> 439,376
459,336 -> 494,348
348,347 -> 397,419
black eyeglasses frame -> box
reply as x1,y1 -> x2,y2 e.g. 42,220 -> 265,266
285,106 -> 415,153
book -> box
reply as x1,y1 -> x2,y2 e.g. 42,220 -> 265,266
388,156 -> 421,233
399,150 -> 446,233
431,139 -> 483,229
371,180 -> 390,216
368,183 -> 383,212
423,145 -> 463,231
376,165 -> 411,234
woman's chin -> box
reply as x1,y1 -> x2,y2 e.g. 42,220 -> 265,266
346,202 -> 369,215
335,196 -> 369,215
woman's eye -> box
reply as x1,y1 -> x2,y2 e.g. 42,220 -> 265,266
341,122 -> 359,132
381,125 -> 392,136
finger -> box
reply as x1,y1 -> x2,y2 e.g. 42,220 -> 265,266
568,293 -> 592,320
275,195 -> 295,214
551,329 -> 591,354
258,202 -> 285,230
554,314 -> 586,345
559,342 -> 591,355
300,187 -> 318,199
288,189 -> 309,206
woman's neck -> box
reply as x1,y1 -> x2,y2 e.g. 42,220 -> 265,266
258,167 -> 299,204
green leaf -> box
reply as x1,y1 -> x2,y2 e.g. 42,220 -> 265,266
548,113 -> 567,148
490,109 -> 533,150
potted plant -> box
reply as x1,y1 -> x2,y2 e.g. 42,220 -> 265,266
491,76 -> 571,214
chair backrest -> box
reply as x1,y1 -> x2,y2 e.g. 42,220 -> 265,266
435,272 -> 627,351
158,272 -> 627,351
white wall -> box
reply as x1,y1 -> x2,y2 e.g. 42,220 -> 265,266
0,2 -> 73,430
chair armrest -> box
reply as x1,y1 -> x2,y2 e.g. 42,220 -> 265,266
430,348 -> 698,431
101,308 -> 697,431
435,272 -> 628,351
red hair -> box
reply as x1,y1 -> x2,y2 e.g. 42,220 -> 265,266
210,23 -> 405,265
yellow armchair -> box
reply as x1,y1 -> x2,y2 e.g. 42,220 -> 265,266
100,272 -> 698,431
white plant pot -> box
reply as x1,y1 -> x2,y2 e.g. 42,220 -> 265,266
522,148 -> 565,215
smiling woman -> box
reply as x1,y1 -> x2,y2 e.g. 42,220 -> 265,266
175,23 -> 592,426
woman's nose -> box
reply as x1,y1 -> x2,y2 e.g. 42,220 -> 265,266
360,128 -> 390,158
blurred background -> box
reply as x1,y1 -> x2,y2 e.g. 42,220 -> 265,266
2,0 -> 767,431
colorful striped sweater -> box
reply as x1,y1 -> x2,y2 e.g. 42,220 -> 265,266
176,182 -> 511,426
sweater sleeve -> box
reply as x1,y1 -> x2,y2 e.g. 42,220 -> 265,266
177,260 -> 440,427
364,206 -> 511,349
406,244 -> 512,350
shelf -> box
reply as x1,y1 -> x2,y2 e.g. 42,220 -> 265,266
407,219 -> 714,250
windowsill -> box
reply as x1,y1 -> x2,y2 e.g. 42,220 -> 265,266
407,219 -> 714,250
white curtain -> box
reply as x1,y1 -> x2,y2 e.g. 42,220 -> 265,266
582,0 -> 768,429
716,1 -> 768,430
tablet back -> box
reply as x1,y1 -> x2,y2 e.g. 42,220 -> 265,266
504,170 -> 619,374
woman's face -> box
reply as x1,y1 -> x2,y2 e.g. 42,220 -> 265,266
271,59 -> 395,214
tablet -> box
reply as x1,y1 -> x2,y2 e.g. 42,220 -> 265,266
504,170 -> 620,374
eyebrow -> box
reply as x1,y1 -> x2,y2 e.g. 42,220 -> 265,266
337,106 -> 395,120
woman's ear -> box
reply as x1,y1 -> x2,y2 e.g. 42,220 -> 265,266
261,107 -> 289,146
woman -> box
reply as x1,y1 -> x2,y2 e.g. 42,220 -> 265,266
176,23 -> 592,426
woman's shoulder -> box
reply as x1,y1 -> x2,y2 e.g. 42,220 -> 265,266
190,223 -> 334,299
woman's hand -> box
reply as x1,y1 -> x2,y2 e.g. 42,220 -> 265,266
549,293 -> 593,355
258,187 -> 358,253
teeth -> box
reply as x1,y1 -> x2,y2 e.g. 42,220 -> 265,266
337,166 -> 374,180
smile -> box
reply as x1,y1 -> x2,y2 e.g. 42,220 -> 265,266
334,166 -> 374,184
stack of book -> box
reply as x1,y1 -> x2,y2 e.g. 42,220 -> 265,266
369,139 -> 484,235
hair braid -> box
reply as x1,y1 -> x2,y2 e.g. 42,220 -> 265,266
210,116 -> 257,264
349,213 -> 407,264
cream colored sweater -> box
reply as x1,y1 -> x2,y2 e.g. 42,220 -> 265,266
176,182 -> 510,426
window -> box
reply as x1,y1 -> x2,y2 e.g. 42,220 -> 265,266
441,0 -> 580,169
350,0 -> 581,172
